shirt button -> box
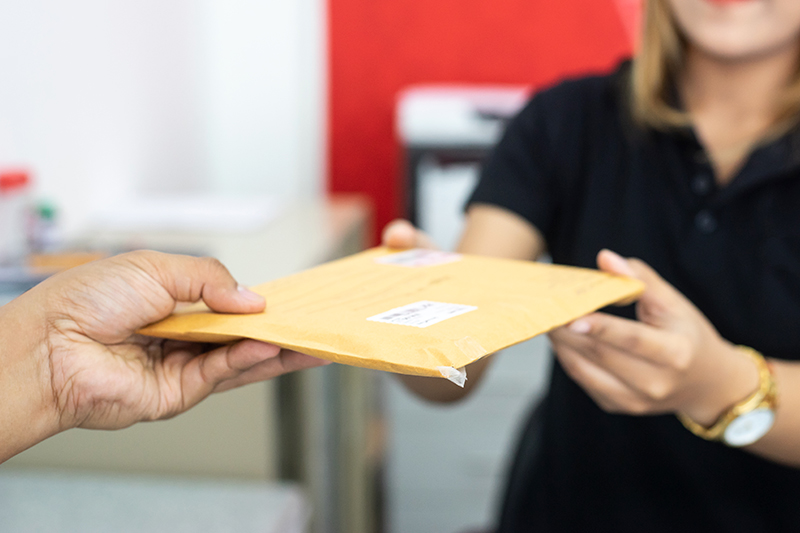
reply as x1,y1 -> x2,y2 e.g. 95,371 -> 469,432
695,210 -> 717,234
691,173 -> 713,196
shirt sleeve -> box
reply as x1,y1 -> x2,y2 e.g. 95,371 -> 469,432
467,92 -> 562,241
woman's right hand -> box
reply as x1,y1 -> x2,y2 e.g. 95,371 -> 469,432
381,219 -> 440,250
380,218 -> 495,402
380,208 -> 545,402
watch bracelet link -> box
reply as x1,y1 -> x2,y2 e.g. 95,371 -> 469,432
676,345 -> 777,443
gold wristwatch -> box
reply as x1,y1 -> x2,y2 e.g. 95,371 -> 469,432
677,346 -> 778,447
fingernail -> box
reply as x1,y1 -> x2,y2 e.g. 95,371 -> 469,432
237,285 -> 265,304
569,319 -> 592,334
601,249 -> 636,277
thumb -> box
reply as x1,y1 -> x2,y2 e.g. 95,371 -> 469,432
382,219 -> 439,250
596,249 -> 684,327
127,251 -> 266,314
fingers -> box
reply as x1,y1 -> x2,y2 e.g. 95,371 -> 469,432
551,323 -> 678,406
382,219 -> 415,248
551,310 -> 697,413
213,350 -> 331,393
596,249 -> 636,277
566,313 -> 687,368
176,341 -> 328,411
126,251 -> 266,314
596,249 -> 641,306
552,253 -> 722,417
176,340 -> 280,410
382,219 -> 439,250
597,250 -> 689,326
554,343 -> 649,414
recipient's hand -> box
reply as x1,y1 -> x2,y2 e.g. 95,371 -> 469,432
24,251 -> 327,434
548,250 -> 760,427
382,219 -> 439,250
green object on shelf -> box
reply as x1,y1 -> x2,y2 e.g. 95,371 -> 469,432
37,200 -> 57,221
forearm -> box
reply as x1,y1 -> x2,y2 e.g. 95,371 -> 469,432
747,359 -> 800,467
0,291 -> 60,463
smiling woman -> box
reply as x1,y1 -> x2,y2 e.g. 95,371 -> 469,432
382,0 -> 800,531
634,0 -> 800,140
674,0 -> 800,56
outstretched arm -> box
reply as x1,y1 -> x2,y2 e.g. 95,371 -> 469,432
0,251 -> 327,463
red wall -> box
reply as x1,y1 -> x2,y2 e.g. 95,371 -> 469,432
328,0 -> 635,243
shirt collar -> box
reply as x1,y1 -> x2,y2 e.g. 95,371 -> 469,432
613,61 -> 800,202
665,81 -> 800,202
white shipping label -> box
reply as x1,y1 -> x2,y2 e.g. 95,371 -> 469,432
376,249 -> 462,268
367,300 -> 477,328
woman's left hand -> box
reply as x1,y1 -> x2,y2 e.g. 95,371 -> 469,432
549,250 -> 760,426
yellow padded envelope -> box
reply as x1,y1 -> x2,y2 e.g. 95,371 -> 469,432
139,248 -> 644,381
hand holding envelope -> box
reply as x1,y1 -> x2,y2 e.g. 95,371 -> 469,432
140,248 -> 644,385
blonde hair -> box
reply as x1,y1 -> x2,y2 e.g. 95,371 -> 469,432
631,0 -> 800,134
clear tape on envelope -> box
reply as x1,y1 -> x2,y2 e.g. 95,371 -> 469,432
437,366 -> 468,387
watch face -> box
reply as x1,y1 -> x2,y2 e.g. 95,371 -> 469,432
723,408 -> 775,447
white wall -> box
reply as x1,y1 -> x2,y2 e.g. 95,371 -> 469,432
199,0 -> 326,200
0,0 -> 326,237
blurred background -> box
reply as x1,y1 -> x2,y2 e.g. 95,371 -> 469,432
0,1 -> 639,532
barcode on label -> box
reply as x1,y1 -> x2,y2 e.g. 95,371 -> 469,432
367,300 -> 477,328
376,249 -> 462,267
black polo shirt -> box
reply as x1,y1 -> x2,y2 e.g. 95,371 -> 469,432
468,62 -> 800,533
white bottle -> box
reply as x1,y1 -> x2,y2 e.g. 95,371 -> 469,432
0,170 -> 32,266
31,201 -> 61,253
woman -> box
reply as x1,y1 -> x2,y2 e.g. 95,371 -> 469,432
384,0 -> 800,530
